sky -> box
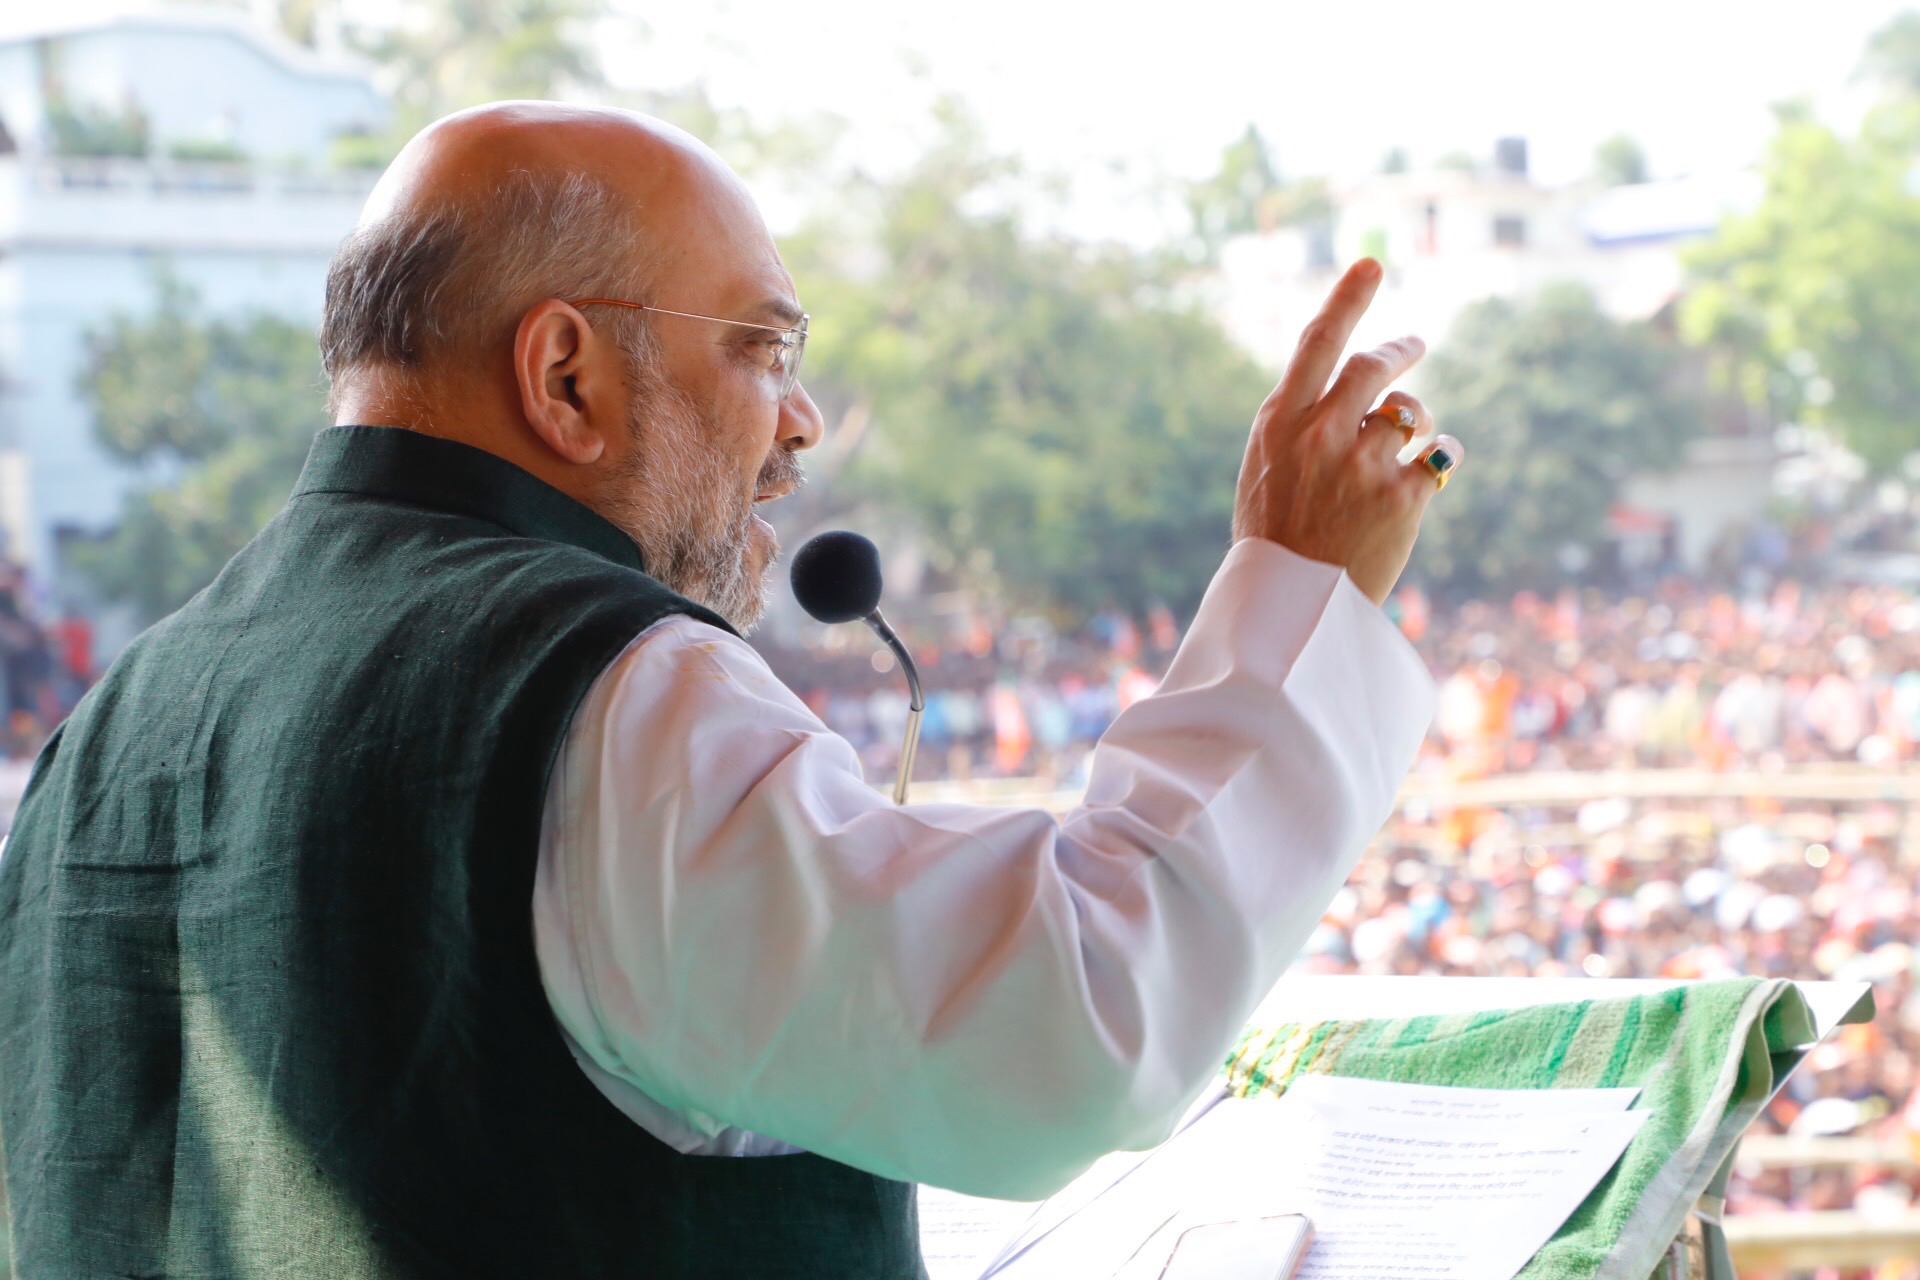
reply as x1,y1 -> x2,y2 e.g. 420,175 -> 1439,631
6,0 -> 1912,240
614,0 -> 1916,239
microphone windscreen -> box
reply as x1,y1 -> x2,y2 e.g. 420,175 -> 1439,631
790,530 -> 884,624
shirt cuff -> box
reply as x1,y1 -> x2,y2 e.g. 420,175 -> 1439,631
1205,536 -> 1437,778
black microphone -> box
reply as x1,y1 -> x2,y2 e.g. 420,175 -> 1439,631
790,530 -> 924,804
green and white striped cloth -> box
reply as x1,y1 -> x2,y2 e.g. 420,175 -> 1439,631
1224,978 -> 1818,1280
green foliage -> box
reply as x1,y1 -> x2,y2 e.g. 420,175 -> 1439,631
376,0 -> 608,128
73,279 -> 322,622
1415,285 -> 1701,597
788,121 -> 1273,622
328,129 -> 398,171
46,99 -> 149,159
326,0 -> 611,137
1185,125 -> 1281,256
1183,125 -> 1330,263
1680,98 -> 1920,474
165,138 -> 250,165
273,0 -> 328,48
1858,10 -> 1920,95
1593,133 -> 1649,187
270,0 -> 629,164
75,104 -> 1277,630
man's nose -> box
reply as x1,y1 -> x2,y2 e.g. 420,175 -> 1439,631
782,382 -> 826,452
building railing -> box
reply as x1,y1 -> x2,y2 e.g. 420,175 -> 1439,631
10,155 -> 378,201
1723,1137 -> 1920,1267
1725,1212 -> 1920,1269
1735,1134 -> 1917,1170
910,763 -> 1920,817
0,153 -> 378,252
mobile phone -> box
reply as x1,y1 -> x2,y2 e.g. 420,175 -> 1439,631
1158,1214 -> 1314,1280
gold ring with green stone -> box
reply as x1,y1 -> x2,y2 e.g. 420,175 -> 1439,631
1422,445 -> 1455,491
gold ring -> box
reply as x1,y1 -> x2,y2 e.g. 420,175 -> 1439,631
1367,405 -> 1418,441
1422,445 -> 1456,491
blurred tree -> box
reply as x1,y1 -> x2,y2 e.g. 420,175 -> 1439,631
167,138 -> 250,164
262,0 -> 771,174
1592,133 -> 1649,186
1380,147 -> 1410,175
1858,10 -> 1920,95
1183,125 -> 1330,263
72,102 -> 1275,629
1184,124 -> 1280,260
1414,285 -> 1700,597
274,0 -> 327,48
787,112 -> 1274,622
73,279 -> 322,622
1681,92 -> 1920,473
353,0 -> 612,133
46,98 -> 149,159
255,0 -> 629,166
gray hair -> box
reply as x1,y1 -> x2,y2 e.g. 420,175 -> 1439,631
319,170 -> 657,410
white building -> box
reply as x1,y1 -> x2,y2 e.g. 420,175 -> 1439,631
1208,140 -> 1772,573
0,8 -> 383,628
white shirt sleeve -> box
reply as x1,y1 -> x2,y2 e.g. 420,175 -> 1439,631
532,537 -> 1436,1200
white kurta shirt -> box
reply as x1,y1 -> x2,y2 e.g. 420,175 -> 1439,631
532,537 -> 1436,1201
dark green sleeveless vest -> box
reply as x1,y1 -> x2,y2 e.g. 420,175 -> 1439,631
0,426 -> 925,1278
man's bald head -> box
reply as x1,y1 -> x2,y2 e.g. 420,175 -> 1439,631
320,102 -> 757,408
317,103 -> 822,635
358,102 -> 721,227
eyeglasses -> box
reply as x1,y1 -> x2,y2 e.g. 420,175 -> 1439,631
569,298 -> 809,402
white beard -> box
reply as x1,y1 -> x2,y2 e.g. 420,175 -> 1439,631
598,373 -> 798,634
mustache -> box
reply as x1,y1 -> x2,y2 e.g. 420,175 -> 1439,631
755,447 -> 806,499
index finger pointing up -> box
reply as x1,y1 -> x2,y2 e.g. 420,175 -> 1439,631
1266,258 -> 1385,422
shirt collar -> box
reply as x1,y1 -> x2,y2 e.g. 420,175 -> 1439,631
291,426 -> 646,573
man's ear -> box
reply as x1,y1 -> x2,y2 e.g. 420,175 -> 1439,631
514,300 -> 620,465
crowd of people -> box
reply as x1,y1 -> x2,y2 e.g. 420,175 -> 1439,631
1328,574 -> 1920,1265
761,570 -> 1920,1257
0,566 -> 92,822
761,572 -> 1920,783
0,564 -> 87,763
10,548 -> 1920,1260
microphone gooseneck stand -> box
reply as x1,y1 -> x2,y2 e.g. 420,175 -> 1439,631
864,610 -> 923,806
787,529 -> 923,806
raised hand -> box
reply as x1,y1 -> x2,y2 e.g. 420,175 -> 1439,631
1231,258 -> 1464,606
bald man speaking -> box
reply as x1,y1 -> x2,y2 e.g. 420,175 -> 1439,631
0,105 -> 1462,1277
